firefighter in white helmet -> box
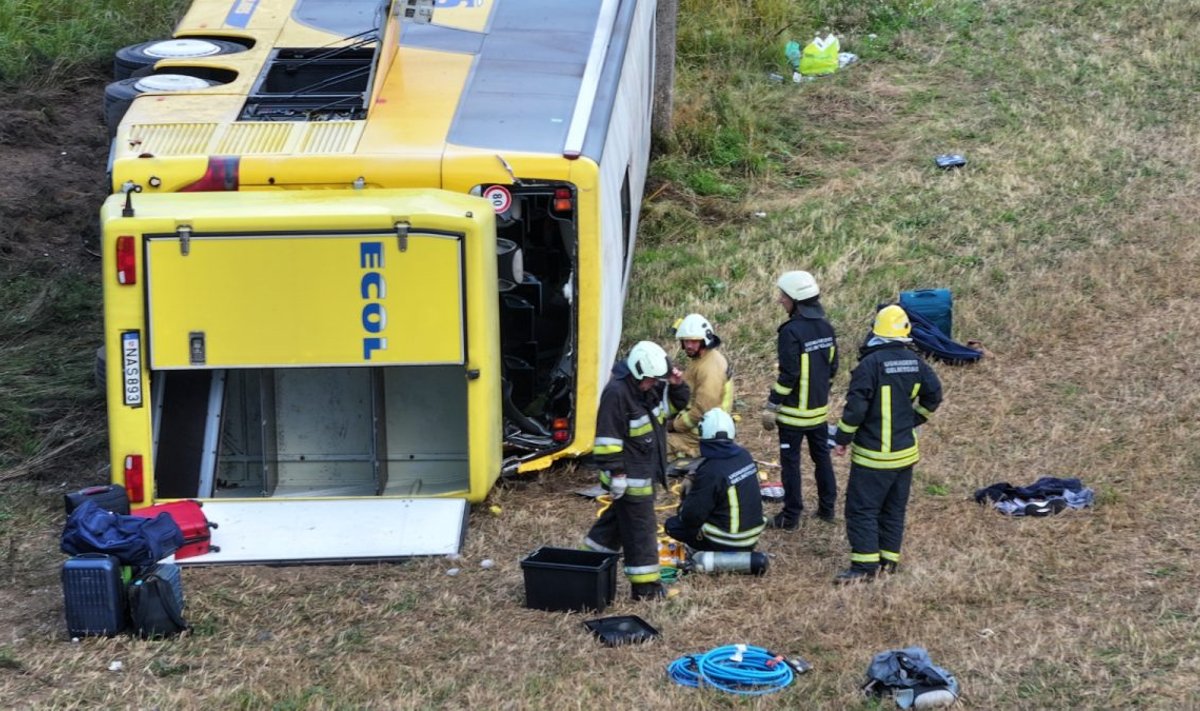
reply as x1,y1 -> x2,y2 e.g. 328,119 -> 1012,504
664,408 -> 766,552
584,340 -> 673,600
667,313 -> 734,458
832,305 -> 942,584
763,270 -> 839,529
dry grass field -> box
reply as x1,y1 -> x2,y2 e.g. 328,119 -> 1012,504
2,0 -> 1200,708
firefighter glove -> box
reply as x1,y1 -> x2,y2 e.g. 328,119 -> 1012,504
608,475 -> 628,500
761,404 -> 778,431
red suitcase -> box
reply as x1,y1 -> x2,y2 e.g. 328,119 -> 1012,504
132,500 -> 219,560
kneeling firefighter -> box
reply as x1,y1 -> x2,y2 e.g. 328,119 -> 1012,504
584,341 -> 676,601
665,408 -> 768,574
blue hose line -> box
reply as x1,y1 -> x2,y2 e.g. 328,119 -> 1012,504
667,645 -> 794,696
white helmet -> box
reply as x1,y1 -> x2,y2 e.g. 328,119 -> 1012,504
675,313 -> 716,348
777,271 -> 819,301
626,341 -> 669,380
699,408 -> 736,440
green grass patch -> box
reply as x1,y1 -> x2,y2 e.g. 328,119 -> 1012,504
0,0 -> 188,85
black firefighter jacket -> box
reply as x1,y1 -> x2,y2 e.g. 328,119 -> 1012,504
678,439 -> 766,548
592,361 -> 686,499
768,305 -> 839,429
834,340 -> 943,470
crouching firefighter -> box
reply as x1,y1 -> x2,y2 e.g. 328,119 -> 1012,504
584,341 -> 675,601
665,408 -> 768,575
832,305 -> 943,584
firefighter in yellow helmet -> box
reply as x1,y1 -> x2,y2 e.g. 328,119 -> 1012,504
832,305 -> 943,584
584,341 -> 673,600
667,314 -> 734,458
763,271 -> 839,529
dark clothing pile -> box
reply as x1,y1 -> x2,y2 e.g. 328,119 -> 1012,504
974,476 -> 1094,516
863,646 -> 959,709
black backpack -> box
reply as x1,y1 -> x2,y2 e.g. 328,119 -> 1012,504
128,572 -> 189,639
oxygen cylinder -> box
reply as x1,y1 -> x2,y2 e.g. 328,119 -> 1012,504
691,551 -> 769,576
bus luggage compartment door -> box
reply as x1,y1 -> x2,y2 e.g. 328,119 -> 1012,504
144,231 -> 465,369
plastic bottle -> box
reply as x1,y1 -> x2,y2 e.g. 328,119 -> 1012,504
691,551 -> 769,576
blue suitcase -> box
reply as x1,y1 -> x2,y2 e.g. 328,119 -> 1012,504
62,554 -> 127,636
900,288 -> 953,338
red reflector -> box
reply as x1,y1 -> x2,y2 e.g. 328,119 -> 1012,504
554,188 -> 571,199
552,418 -> 570,430
116,235 -> 136,285
552,430 -> 570,443
181,156 -> 240,192
124,454 -> 145,503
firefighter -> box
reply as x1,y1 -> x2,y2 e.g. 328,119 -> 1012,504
665,408 -> 766,552
584,340 -> 674,600
762,271 -> 839,529
667,314 -> 734,458
832,305 -> 943,584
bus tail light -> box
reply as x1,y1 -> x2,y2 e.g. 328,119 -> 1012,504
181,156 -> 240,191
116,236 -> 136,285
552,417 -> 571,443
124,454 -> 146,503
552,188 -> 573,214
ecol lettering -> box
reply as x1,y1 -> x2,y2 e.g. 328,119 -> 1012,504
360,242 -> 388,360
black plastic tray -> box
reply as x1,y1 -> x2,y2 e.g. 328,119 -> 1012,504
583,615 -> 660,646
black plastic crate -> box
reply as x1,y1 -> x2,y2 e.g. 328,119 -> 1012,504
521,547 -> 618,613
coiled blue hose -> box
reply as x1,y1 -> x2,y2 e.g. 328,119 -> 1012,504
667,644 -> 795,696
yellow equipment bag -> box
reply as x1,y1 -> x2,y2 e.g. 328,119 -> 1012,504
799,35 -> 840,76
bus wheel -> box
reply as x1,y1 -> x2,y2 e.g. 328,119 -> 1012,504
104,74 -> 218,137
113,38 -> 247,80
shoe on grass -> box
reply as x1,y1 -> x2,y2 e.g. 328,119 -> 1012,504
833,567 -> 877,585
767,513 -> 800,531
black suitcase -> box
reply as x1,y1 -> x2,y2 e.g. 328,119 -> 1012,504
64,484 -> 130,516
62,553 -> 128,636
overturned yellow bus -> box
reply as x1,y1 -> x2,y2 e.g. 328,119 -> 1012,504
101,0 -> 658,562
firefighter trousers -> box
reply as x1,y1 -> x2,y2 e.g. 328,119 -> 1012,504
583,494 -> 661,584
779,424 -> 837,520
844,462 -> 913,570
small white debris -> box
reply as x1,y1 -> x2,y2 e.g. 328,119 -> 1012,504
753,211 -> 767,218
446,567 -> 461,576
480,559 -> 495,569
108,661 -> 123,672
71,637 -> 80,643
445,553 -> 461,561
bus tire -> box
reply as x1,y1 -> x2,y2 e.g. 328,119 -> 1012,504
113,38 -> 247,80
104,75 -> 218,137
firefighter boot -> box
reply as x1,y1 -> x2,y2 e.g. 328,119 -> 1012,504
833,564 -> 878,585
879,560 -> 899,576
767,512 -> 800,531
631,582 -> 667,601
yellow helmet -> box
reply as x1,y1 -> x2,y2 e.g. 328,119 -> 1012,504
873,305 -> 912,338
